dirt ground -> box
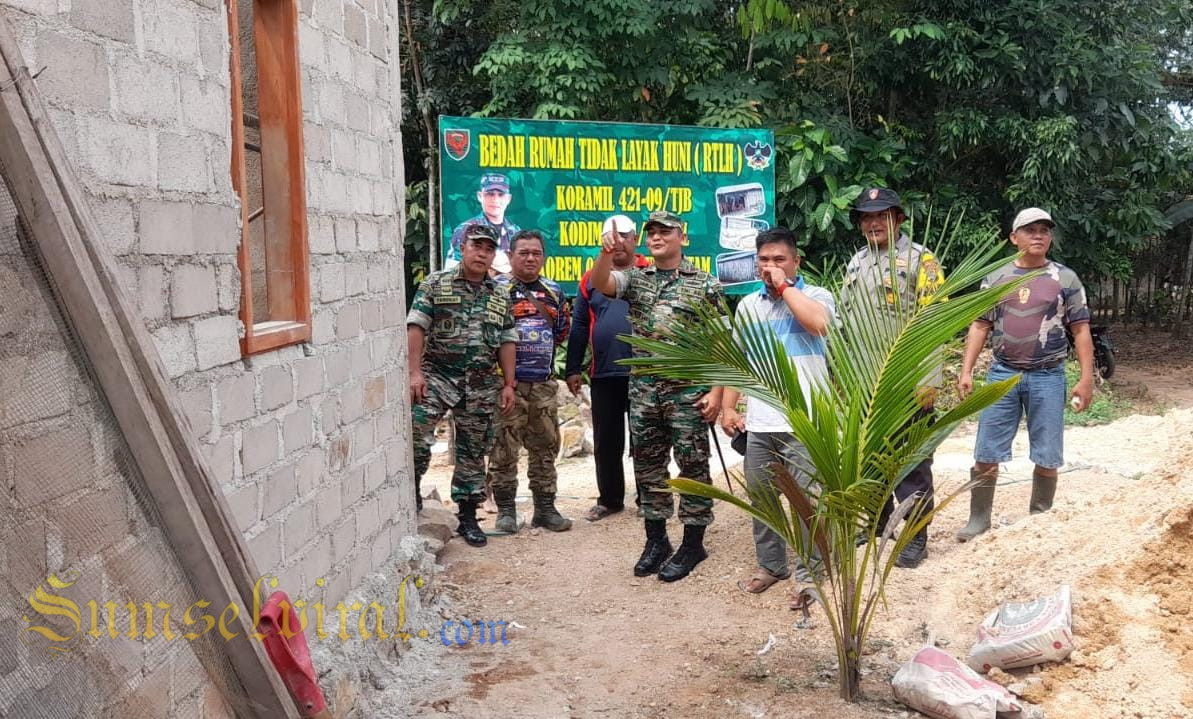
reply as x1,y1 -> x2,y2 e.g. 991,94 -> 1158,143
400,327 -> 1193,719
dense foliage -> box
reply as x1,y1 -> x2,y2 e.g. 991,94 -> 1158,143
401,0 -> 1193,296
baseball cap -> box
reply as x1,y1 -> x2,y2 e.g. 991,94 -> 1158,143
479,173 -> 510,193
1011,207 -> 1055,232
853,187 -> 903,214
602,215 -> 636,234
643,210 -> 684,230
463,223 -> 499,246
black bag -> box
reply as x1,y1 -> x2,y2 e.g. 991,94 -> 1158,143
730,430 -> 748,456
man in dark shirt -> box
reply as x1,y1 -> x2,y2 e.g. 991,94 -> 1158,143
565,215 -> 650,521
956,207 -> 1094,541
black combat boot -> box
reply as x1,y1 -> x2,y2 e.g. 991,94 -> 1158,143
895,528 -> 928,569
531,491 -> 573,532
493,488 -> 519,534
456,499 -> 488,547
658,525 -> 708,582
633,519 -> 672,577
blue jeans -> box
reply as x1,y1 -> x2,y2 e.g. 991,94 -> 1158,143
973,361 -> 1066,469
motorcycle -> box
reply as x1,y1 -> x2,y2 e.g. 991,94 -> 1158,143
1067,323 -> 1116,380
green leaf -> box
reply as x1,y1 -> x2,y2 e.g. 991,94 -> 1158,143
813,201 -> 835,231
789,153 -> 810,188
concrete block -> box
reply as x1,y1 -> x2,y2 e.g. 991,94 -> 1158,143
344,261 -> 367,297
140,200 -> 239,255
363,375 -> 385,413
352,419 -> 374,458
144,0 -> 200,64
327,38 -> 351,81
353,53 -> 377,95
373,178 -> 396,215
314,0 -> 342,33
295,446 -> 324,496
345,91 -> 369,133
331,129 -> 355,171
357,217 -> 381,252
306,536 -> 332,583
375,408 -> 397,445
81,116 -> 157,187
262,463 -> 298,518
217,263 -> 240,312
324,347 -> 350,387
311,306 -> 335,345
368,15 -> 386,59
318,262 -> 345,302
331,516 -> 355,564
319,80 -> 345,126
366,264 -> 388,294
151,322 -> 198,378
360,299 -> 382,332
382,296 -> 403,328
319,394 -> 337,435
191,203 -> 241,253
241,420 -> 279,475
180,75 -> 227,136
370,334 -> 393,369
298,20 -> 326,69
171,263 -> 218,318
216,373 -> 255,423
335,303 -> 361,340
293,357 -> 323,399
55,488 -> 130,567
343,4 -> 367,47
349,342 -> 370,378
137,264 -> 169,321
364,454 -> 386,493
258,365 -> 293,411
308,214 -> 336,254
328,433 -> 351,472
113,55 -> 180,124
282,406 -> 313,455
339,382 -> 363,424
202,434 -> 236,486
322,171 -> 349,214
350,176 -> 373,215
70,1 -> 135,43
355,501 -> 380,546
198,14 -> 227,78
333,216 -> 356,252
180,385 -> 213,437
225,483 -> 258,531
284,501 -> 316,557
35,31 -> 110,111
248,523 -> 282,575
158,133 -> 211,193
315,483 -> 341,529
92,196 -> 137,255
12,426 -> 95,505
193,315 -> 241,370
5,0 -> 59,16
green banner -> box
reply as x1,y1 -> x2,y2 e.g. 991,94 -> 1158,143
438,116 -> 775,295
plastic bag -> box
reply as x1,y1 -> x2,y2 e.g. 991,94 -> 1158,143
892,646 -> 1022,719
968,585 -> 1074,673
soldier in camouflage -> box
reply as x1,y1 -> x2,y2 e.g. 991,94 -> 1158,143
407,224 -> 517,547
591,210 -> 727,583
840,188 -> 946,569
488,230 -> 574,534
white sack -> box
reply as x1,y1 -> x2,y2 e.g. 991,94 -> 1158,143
892,646 -> 1022,719
968,584 -> 1074,672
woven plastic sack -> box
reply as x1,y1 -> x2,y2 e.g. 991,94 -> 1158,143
892,646 -> 1022,719
968,585 -> 1074,672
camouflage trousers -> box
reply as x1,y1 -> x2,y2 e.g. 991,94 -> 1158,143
411,371 -> 498,503
628,377 -> 713,526
488,380 -> 560,494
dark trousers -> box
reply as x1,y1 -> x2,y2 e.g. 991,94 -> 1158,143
591,376 -> 633,510
878,408 -> 936,531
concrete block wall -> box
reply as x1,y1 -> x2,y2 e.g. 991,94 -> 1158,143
1,0 -> 413,712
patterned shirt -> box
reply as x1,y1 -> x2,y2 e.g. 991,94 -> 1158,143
494,274 -> 570,383
840,234 -> 947,386
407,266 -> 517,381
611,258 -> 727,357
734,278 -> 836,432
978,261 -> 1089,370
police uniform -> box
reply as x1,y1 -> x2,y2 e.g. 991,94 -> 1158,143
613,259 -> 727,526
407,266 -> 517,505
840,223 -> 946,565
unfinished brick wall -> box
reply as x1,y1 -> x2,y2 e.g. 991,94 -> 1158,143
1,0 -> 412,665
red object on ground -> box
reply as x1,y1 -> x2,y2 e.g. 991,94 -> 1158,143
256,591 -> 328,717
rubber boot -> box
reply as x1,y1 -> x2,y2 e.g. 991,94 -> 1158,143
956,468 -> 997,542
530,491 -> 573,532
1029,471 -> 1058,514
658,525 -> 708,582
633,519 -> 672,576
494,488 -> 519,534
455,499 -> 488,547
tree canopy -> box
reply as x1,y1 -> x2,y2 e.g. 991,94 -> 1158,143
402,0 -> 1193,286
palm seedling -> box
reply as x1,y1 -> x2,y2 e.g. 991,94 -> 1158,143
621,213 -> 1033,701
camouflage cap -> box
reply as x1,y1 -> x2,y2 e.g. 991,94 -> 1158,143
643,210 -> 684,229
463,223 -> 499,245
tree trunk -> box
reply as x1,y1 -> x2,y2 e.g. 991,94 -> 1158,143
838,647 -> 861,701
1112,277 -> 1120,323
1174,227 -> 1193,339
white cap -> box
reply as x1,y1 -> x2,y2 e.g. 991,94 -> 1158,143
1012,207 -> 1055,232
602,214 -> 636,234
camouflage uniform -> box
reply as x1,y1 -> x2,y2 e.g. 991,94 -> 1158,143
613,259 -> 727,526
407,266 -> 516,503
487,275 -> 571,495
